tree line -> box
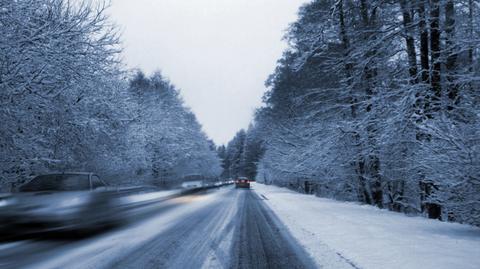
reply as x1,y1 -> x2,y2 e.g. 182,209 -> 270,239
226,0 -> 480,226
0,0 -> 221,190
217,127 -> 264,180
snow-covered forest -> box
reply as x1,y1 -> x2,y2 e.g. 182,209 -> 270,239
224,0 -> 480,226
0,0 -> 221,190
1,0 -> 479,226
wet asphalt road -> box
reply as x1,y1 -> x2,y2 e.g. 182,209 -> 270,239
0,186 -> 316,269
230,190 -> 316,269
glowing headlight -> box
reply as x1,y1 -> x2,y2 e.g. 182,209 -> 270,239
58,197 -> 88,208
0,199 -> 11,207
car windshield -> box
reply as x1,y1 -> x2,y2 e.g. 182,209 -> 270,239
18,174 -> 90,192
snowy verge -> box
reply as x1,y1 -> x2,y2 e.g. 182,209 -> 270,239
252,183 -> 480,269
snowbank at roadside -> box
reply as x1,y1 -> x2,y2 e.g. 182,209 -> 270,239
252,183 -> 480,269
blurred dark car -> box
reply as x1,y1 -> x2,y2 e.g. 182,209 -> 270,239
235,177 -> 251,189
0,172 -> 123,234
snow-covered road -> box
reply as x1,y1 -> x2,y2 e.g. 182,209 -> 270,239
2,183 -> 479,269
0,186 -> 315,269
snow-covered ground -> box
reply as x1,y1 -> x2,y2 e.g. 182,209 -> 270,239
252,183 -> 480,269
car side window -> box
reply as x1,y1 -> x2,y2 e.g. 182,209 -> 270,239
63,175 -> 90,191
91,175 -> 105,189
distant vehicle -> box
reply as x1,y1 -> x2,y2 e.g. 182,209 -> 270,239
181,175 -> 227,190
0,172 -> 124,234
181,180 -> 204,189
235,177 -> 250,189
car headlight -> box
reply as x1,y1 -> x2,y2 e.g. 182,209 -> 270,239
0,199 -> 11,207
58,197 -> 89,208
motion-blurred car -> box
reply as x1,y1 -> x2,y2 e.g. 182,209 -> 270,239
235,177 -> 250,189
181,180 -> 204,189
0,172 -> 123,234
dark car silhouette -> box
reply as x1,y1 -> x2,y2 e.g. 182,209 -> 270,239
0,172 -> 122,233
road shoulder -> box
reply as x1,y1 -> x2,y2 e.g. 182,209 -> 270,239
252,183 -> 480,269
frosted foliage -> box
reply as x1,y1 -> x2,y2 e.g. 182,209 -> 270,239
252,0 -> 480,226
0,0 -> 221,190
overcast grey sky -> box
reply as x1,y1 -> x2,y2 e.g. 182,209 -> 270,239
108,0 -> 308,145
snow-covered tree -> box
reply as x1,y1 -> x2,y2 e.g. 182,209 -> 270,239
247,0 -> 480,226
0,0 -> 221,190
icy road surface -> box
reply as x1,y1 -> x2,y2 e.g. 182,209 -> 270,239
0,187 -> 316,269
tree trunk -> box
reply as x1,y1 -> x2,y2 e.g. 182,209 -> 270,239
430,0 -> 442,102
468,0 -> 474,72
417,0 -> 430,84
359,0 -> 382,207
400,0 -> 419,84
445,0 -> 458,109
370,155 -> 383,208
360,0 -> 370,27
360,0 -> 377,109
357,155 -> 372,205
337,0 -> 356,117
339,0 -> 351,77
